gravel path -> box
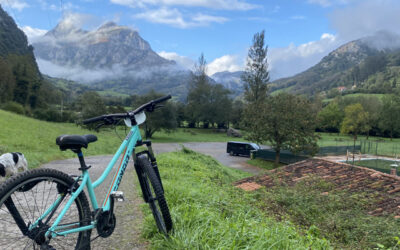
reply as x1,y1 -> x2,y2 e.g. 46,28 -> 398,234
39,142 -> 262,249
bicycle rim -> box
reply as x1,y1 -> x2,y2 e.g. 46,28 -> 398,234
0,171 -> 89,249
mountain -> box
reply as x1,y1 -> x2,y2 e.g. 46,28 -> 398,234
34,21 -> 173,69
211,71 -> 245,95
271,32 -> 400,95
32,21 -> 193,99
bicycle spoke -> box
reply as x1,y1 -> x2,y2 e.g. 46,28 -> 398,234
0,172 -> 91,249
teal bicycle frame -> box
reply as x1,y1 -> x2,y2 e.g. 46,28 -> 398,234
31,124 -> 143,239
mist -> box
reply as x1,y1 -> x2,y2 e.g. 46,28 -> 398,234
36,58 -> 187,84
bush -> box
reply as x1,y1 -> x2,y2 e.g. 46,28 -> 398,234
1,101 -> 25,115
33,108 -> 77,123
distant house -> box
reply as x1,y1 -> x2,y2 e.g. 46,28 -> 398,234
337,86 -> 347,92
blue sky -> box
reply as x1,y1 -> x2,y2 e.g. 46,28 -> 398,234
1,0 -> 400,78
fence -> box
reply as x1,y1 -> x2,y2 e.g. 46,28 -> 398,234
253,139 -> 400,165
317,145 -> 361,156
252,149 -> 308,164
360,140 -> 400,157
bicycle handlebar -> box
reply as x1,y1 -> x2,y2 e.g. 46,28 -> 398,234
82,95 -> 172,125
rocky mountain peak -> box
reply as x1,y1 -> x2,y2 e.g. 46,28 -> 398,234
98,21 -> 118,30
33,20 -> 172,71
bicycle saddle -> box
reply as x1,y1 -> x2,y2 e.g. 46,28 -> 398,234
56,134 -> 98,151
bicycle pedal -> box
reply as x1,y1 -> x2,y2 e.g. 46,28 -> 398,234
111,191 -> 125,202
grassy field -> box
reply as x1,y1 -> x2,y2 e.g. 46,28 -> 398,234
149,128 -> 246,143
142,149 -> 330,249
323,93 -> 386,103
318,133 -> 400,156
0,110 -> 244,168
347,159 -> 400,175
246,158 -> 284,170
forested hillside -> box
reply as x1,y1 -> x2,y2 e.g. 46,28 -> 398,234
271,32 -> 400,96
0,5 -> 58,110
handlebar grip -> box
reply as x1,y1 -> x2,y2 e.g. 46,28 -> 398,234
153,95 -> 171,104
82,115 -> 105,125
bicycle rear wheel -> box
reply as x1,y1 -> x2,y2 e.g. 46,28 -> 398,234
0,168 -> 91,249
136,155 -> 173,234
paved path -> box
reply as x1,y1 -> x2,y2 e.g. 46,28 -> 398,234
152,142 -> 263,174
40,142 -> 262,249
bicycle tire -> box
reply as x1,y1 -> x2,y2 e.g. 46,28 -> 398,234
136,155 -> 173,234
0,168 -> 92,250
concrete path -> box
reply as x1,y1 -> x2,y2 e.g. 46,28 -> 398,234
152,142 -> 263,174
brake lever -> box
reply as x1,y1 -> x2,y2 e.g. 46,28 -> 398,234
154,105 -> 164,109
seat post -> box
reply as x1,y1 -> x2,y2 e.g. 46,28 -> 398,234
75,149 -> 91,171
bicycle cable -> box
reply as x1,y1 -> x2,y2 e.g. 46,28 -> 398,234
113,119 -> 125,142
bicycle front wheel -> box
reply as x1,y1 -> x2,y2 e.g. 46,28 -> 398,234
0,168 -> 92,249
136,155 -> 173,234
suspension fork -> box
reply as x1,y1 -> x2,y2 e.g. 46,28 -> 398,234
144,141 -> 164,192
133,140 -> 164,200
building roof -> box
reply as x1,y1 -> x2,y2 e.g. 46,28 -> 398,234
235,159 -> 400,217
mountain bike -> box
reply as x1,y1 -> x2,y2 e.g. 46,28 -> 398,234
0,95 -> 173,249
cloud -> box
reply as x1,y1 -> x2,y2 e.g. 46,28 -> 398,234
159,52 -> 243,75
329,0 -> 400,42
36,0 -> 80,11
36,58 -> 183,83
158,51 -> 195,69
268,33 -> 341,79
20,26 -> 47,43
110,0 -> 258,10
133,8 -> 228,28
207,55 -> 243,75
0,0 -> 28,11
291,15 -> 306,20
307,0 -> 351,7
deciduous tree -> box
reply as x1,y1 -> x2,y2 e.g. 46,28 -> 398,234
379,95 -> 400,140
133,90 -> 177,138
261,93 -> 319,165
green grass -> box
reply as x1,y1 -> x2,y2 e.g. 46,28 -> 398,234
347,159 -> 400,175
323,93 -> 386,103
317,132 -> 400,156
0,110 -> 124,169
247,158 -> 284,170
149,128 -> 246,143
142,149 -> 331,249
0,110 -> 244,168
261,177 -> 400,249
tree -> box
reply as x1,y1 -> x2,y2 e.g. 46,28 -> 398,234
261,93 -> 319,166
133,90 -> 177,138
186,53 -> 210,127
78,91 -> 107,120
241,30 -> 270,143
0,57 -> 15,104
241,30 -> 269,104
338,96 -> 382,138
317,102 -> 344,132
230,100 -> 243,129
209,84 -> 232,128
379,95 -> 400,140
186,54 -> 232,128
